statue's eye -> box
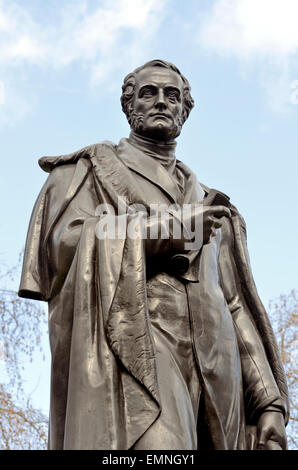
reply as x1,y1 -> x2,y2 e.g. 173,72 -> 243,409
167,91 -> 179,102
142,88 -> 154,97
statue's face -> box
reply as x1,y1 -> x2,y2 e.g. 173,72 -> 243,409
132,66 -> 184,141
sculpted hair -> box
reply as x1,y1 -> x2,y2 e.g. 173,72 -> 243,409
121,59 -> 195,126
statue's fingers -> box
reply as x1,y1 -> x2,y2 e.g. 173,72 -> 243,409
209,205 -> 231,219
256,427 -> 269,450
248,433 -> 257,450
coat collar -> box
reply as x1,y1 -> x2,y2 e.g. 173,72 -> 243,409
117,138 -> 182,204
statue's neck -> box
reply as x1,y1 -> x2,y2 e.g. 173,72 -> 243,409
128,131 -> 177,160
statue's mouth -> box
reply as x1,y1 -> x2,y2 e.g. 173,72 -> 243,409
151,113 -> 171,119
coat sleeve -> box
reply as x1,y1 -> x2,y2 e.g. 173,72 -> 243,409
18,176 -> 51,301
18,162 -> 78,301
218,215 -> 287,424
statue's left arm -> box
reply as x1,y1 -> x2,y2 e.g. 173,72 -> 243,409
218,214 -> 287,450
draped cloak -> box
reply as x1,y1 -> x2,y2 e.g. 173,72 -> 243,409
18,139 -> 289,450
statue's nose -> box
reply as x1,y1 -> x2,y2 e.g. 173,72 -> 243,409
155,90 -> 167,110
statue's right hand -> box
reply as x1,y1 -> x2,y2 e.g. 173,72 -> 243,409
143,204 -> 231,256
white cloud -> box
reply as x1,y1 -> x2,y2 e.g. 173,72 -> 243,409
0,0 -> 167,124
0,0 -> 166,78
0,0 -> 45,65
53,0 -> 167,81
198,0 -> 298,112
198,0 -> 298,59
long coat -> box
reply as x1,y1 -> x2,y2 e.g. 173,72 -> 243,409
19,139 -> 289,449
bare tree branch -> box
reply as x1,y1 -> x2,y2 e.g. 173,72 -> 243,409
269,290 -> 298,450
0,258 -> 48,449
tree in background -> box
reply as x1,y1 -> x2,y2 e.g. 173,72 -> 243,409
0,259 -> 48,449
269,289 -> 298,450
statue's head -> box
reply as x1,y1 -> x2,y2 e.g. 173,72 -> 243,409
121,59 -> 194,142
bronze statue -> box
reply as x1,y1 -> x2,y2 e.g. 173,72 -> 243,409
19,60 -> 289,450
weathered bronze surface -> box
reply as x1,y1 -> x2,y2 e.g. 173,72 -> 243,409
19,60 -> 289,450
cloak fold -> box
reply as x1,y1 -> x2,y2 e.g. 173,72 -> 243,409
230,212 -> 289,423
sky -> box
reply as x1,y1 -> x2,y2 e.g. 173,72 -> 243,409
0,0 -> 298,416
